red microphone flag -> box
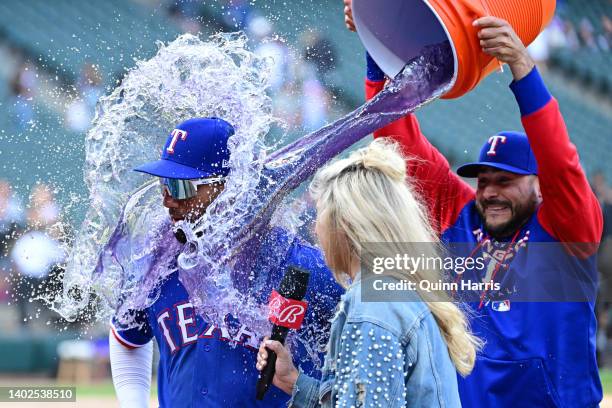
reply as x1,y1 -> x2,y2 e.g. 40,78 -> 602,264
267,289 -> 308,330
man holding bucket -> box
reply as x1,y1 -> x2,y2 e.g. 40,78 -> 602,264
345,1 -> 602,407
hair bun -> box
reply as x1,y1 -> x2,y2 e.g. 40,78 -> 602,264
359,138 -> 406,182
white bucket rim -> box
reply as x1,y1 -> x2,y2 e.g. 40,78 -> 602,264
353,0 -> 459,94
423,0 -> 459,93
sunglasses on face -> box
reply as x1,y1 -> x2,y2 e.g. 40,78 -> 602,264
160,176 -> 226,200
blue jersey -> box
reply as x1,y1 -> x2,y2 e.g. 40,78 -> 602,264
112,227 -> 343,407
445,203 -> 600,407
367,68 -> 603,407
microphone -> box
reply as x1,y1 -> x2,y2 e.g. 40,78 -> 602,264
256,265 -> 310,400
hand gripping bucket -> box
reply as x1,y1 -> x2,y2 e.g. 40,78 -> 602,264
352,0 -> 556,99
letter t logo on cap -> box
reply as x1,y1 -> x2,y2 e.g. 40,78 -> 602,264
167,129 -> 188,154
487,135 -> 507,156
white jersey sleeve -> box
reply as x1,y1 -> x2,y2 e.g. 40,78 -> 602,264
109,330 -> 153,408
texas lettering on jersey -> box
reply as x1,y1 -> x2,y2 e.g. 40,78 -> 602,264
112,228 -> 344,407
155,301 -> 260,353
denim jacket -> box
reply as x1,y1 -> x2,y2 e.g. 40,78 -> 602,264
289,278 -> 462,407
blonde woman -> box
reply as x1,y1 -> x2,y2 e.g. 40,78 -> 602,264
256,139 -> 480,407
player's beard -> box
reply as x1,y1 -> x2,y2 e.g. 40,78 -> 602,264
476,193 -> 539,239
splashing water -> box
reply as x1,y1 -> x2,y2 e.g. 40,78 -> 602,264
54,33 -> 275,324
55,32 -> 454,340
180,41 -> 455,333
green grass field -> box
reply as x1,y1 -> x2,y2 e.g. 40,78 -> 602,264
71,382 -> 157,398
601,369 -> 612,395
69,370 -> 612,398
71,382 -> 118,397
9,369 -> 609,406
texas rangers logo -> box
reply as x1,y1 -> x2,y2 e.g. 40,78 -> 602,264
487,135 -> 507,156
166,129 -> 188,154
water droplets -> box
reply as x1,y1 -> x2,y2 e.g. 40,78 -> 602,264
56,33 -> 274,329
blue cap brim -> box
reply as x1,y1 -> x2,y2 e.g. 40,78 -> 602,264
456,162 -> 535,178
133,159 -> 219,179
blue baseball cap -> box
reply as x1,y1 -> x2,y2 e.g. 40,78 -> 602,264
456,131 -> 538,178
134,117 -> 234,180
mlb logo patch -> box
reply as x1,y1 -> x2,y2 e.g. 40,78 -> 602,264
491,300 -> 511,312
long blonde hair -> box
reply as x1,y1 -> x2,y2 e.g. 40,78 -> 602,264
309,138 -> 481,376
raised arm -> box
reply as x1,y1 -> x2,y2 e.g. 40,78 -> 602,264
513,69 -> 602,248
477,16 -> 603,250
365,55 -> 474,234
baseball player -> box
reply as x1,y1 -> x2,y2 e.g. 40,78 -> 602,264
108,117 -> 342,407
344,3 -> 603,406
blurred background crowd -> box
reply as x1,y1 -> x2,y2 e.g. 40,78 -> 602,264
0,0 -> 610,394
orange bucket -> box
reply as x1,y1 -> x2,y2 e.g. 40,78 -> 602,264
352,0 -> 556,99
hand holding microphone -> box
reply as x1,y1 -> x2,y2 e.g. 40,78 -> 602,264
256,337 -> 298,395
255,266 -> 310,399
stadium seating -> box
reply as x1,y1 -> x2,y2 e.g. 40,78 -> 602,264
0,333 -> 69,374
224,0 -> 611,179
0,0 -> 184,224
0,0 -> 610,215
199,0 -> 364,105
0,0 -> 180,86
417,69 -> 612,180
550,0 -> 612,92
